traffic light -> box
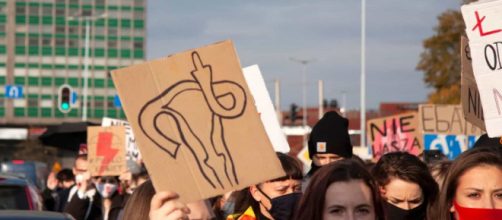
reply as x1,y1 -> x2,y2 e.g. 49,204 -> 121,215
58,85 -> 72,113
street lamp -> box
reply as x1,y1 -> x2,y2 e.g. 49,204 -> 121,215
289,58 -> 315,128
360,0 -> 367,148
290,57 -> 315,145
68,13 -> 106,121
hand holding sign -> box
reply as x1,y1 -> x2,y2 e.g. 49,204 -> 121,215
111,40 -> 285,202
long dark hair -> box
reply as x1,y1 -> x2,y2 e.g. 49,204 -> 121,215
432,147 -> 502,220
294,159 -> 385,220
233,152 -> 303,215
371,152 -> 439,218
123,180 -> 156,220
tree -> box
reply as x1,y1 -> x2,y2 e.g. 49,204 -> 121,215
416,0 -> 475,104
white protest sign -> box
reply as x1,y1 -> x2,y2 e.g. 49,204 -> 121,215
462,1 -> 502,137
242,65 -> 290,153
102,117 -> 141,162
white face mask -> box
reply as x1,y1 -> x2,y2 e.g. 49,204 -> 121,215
96,183 -> 118,199
75,174 -> 84,185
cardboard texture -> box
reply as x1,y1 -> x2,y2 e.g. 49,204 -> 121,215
460,36 -> 486,131
366,112 -> 422,160
461,1 -> 502,137
418,104 -> 483,136
242,65 -> 290,153
111,40 -> 285,202
87,126 -> 127,177
102,117 -> 142,163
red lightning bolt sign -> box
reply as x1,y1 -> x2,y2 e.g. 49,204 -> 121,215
96,132 -> 119,176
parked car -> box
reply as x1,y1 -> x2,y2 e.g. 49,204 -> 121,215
0,173 -> 43,210
0,160 -> 49,191
0,210 -> 73,220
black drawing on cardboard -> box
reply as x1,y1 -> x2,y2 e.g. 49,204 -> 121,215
138,51 -> 247,189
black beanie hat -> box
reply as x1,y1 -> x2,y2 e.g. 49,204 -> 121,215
308,111 -> 353,159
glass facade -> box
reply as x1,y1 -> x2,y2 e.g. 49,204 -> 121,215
0,0 -> 145,122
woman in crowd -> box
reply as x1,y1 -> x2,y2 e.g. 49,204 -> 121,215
294,159 -> 385,220
371,152 -> 438,220
433,147 -> 502,220
65,175 -> 126,220
228,152 -> 304,220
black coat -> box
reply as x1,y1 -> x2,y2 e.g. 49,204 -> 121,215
64,190 -> 126,220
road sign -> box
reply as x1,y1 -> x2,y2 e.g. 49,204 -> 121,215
114,95 -> 122,108
5,85 -> 24,99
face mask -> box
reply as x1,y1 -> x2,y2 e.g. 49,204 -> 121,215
453,200 -> 502,220
75,174 -> 83,184
384,200 -> 426,220
257,187 -> 302,220
96,183 -> 118,199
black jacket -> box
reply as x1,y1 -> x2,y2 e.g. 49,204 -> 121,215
64,190 -> 126,220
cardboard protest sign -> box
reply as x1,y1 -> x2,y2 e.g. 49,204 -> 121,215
102,117 -> 141,163
367,113 -> 422,160
418,104 -> 484,136
242,65 -> 290,153
460,36 -> 486,131
461,1 -> 502,137
423,134 -> 478,160
87,126 -> 127,176
111,40 -> 285,202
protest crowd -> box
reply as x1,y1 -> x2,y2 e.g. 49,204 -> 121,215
3,1 -> 502,219
38,110 -> 502,220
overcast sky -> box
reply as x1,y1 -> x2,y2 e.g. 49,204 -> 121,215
146,0 -> 463,110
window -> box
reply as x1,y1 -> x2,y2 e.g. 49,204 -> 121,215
56,9 -> 65,16
133,41 -> 143,50
107,99 -> 114,108
108,40 -> 117,48
28,98 -> 39,108
69,26 -> 78,34
42,37 -> 52,46
121,40 -> 132,50
95,0 -> 105,5
28,25 -> 39,33
28,37 -> 38,46
94,40 -> 105,48
108,28 -> 117,35
29,6 -> 39,16
133,10 -> 144,19
134,0 -> 143,6
95,26 -> 105,35
95,100 -> 104,107
42,7 -> 53,16
55,26 -> 65,33
82,9 -> 92,16
0,24 -> 5,33
16,6 -> 26,15
42,25 -> 53,34
68,39 -> 78,47
70,0 -> 79,4
15,36 -> 25,46
55,38 -> 65,47
56,0 -> 66,3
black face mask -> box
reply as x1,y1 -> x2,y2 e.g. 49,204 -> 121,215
257,187 -> 302,220
384,200 -> 426,220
